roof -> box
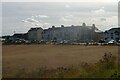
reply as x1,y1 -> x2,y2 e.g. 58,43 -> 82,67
13,33 -> 25,36
28,27 -> 43,32
48,25 -> 94,29
12,33 -> 28,37
108,27 -> 120,32
43,25 -> 100,32
105,27 -> 120,33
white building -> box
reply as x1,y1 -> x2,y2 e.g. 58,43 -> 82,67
28,27 -> 43,42
42,23 -> 103,42
104,27 -> 120,42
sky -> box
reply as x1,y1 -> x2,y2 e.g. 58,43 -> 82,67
1,0 -> 119,36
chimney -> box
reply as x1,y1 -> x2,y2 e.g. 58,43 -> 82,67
71,25 -> 74,27
52,25 -> 55,28
92,24 -> 95,27
61,25 -> 64,27
82,23 -> 86,26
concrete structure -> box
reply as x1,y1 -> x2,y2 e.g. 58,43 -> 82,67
42,23 -> 103,43
104,27 -> 120,42
28,27 -> 43,42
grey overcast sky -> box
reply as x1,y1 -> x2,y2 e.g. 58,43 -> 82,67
2,2 -> 118,36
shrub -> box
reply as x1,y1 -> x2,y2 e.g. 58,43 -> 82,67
80,52 -> 118,78
97,52 -> 117,70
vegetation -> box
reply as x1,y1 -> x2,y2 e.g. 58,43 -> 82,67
79,52 -> 118,78
3,53 -> 119,78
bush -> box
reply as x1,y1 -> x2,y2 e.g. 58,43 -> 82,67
80,52 -> 118,78
97,52 -> 117,70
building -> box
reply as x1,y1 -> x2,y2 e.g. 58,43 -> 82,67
3,23 -> 103,43
104,27 -> 120,42
12,33 -> 28,40
42,23 -> 103,43
28,27 -> 43,42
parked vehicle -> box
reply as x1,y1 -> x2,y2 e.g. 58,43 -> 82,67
118,40 -> 120,43
39,40 -> 47,44
108,40 -> 116,45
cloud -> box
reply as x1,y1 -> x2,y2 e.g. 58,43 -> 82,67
60,17 -> 71,21
100,18 -> 106,21
91,7 -> 105,15
65,4 -> 70,8
27,18 -> 39,22
38,15 -> 48,18
43,22 -> 51,28
65,15 -> 73,18
105,16 -> 117,24
22,15 -> 48,23
22,20 -> 28,23
2,2 -> 118,36
88,16 -> 118,31
59,14 -> 74,22
22,18 -> 39,23
22,15 -> 51,29
34,23 -> 41,26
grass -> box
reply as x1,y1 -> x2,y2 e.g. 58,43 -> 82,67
3,52 -> 119,78
79,52 -> 118,78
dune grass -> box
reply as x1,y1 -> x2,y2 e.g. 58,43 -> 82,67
3,52 -> 119,78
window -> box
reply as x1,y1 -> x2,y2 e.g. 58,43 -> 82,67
105,38 -> 107,40
115,38 -> 119,42
111,33 -> 113,37
115,31 -> 119,36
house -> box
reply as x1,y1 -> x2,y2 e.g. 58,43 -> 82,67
28,27 -> 43,42
42,23 -> 103,43
2,23 -> 105,44
104,27 -> 120,42
12,33 -> 28,40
